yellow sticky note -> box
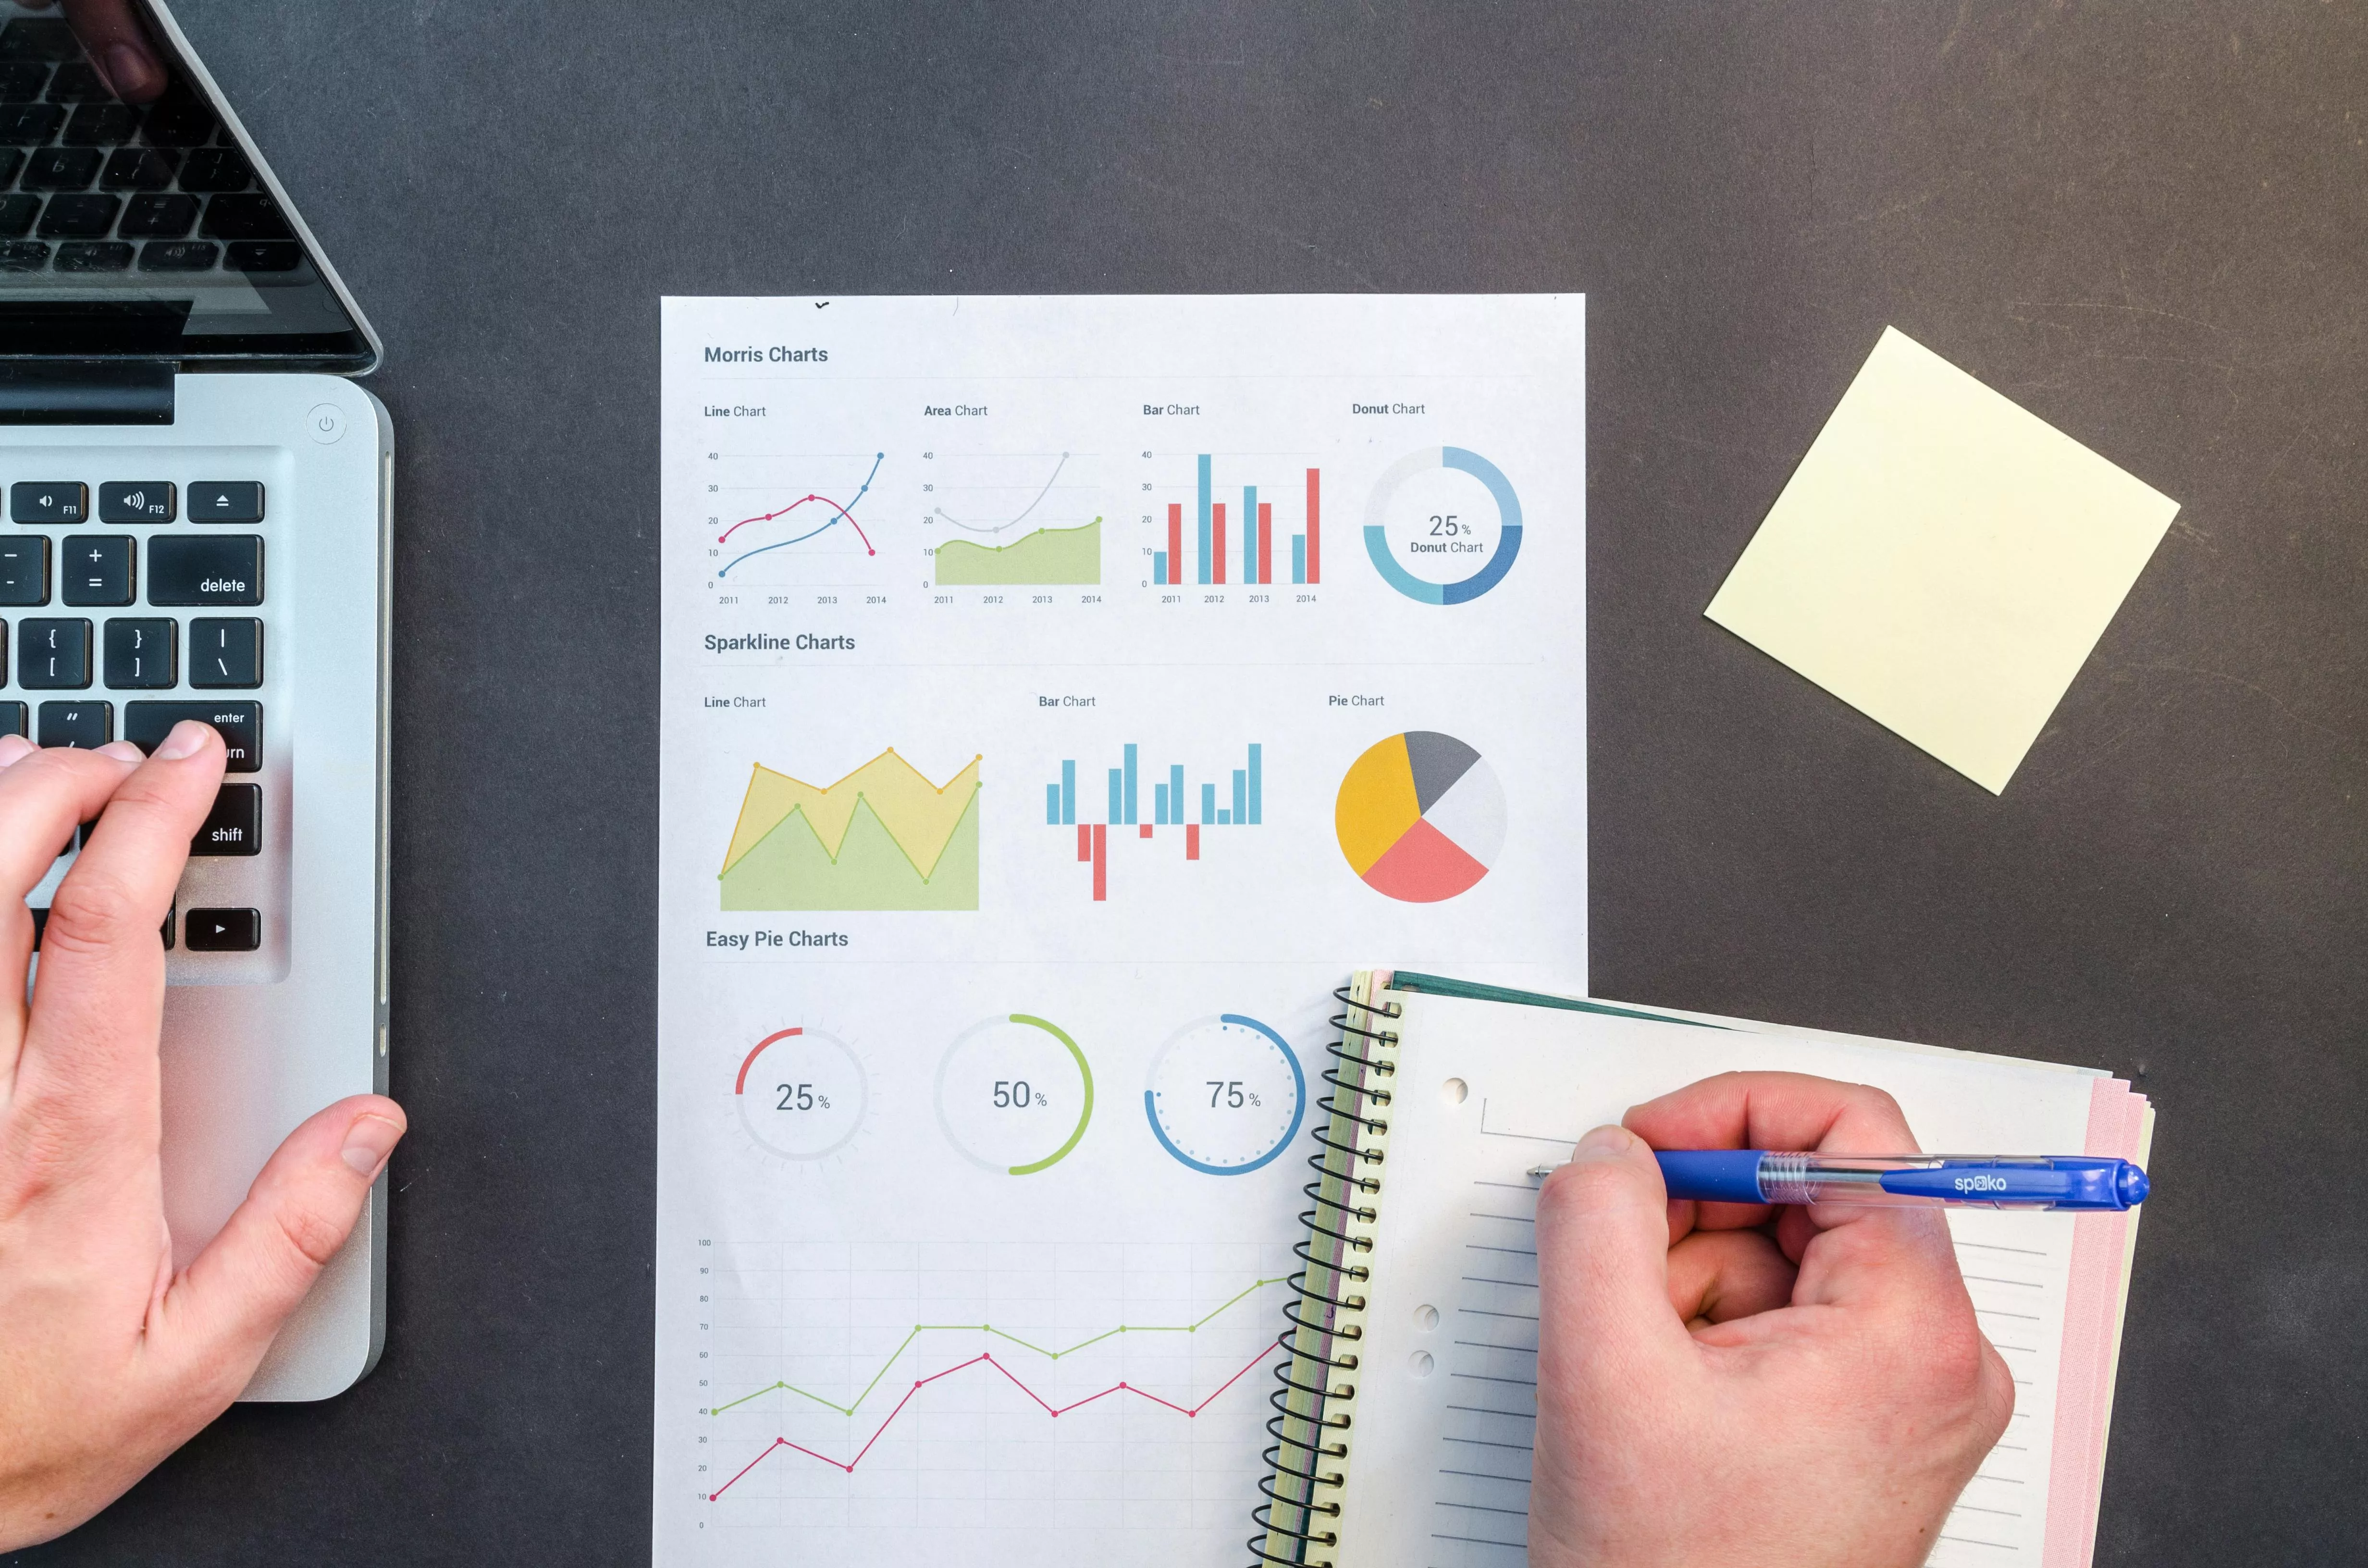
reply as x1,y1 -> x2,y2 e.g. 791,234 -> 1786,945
1704,327 -> 2178,794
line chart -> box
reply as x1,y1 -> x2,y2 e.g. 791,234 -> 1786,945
932,452 -> 1070,536
709,1273 -> 1283,1419
715,452 -> 885,578
708,1340 -> 1278,1494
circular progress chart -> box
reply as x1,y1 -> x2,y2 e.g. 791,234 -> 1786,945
1143,1015 -> 1307,1175
1334,731 -> 1507,903
734,1028 -> 870,1160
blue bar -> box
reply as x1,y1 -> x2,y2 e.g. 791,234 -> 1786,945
1170,765 -> 1184,821
1201,782 -> 1216,824
1292,535 -> 1306,584
1196,454 -> 1212,586
1155,782 -> 1168,825
1243,485 -> 1258,584
1232,768 -> 1246,824
1247,744 -> 1262,825
1108,769 -> 1122,824
1123,743 -> 1138,825
1152,550 -> 1167,584
1061,760 -> 1076,826
1046,783 -> 1060,825
1219,808 -> 1230,824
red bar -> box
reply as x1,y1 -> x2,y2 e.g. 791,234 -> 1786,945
1166,502 -> 1183,585
1306,468 -> 1320,584
1077,823 -> 1091,862
1091,823 -> 1108,901
1211,503 -> 1227,585
1258,502 -> 1272,586
1185,823 -> 1200,860
1139,823 -> 1153,838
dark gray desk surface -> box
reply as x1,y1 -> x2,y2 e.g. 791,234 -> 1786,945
12,2 -> 2366,1563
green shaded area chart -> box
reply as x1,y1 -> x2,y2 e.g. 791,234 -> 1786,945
719,750 -> 982,911
934,517 -> 1102,586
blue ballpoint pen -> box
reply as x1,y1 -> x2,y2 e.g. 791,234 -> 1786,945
1627,1151 -> 2149,1211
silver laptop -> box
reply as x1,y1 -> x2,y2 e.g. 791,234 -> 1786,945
2,1 -> 389,1399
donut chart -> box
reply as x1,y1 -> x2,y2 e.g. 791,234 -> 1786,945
734,1027 -> 870,1160
1334,732 -> 1506,903
1362,445 -> 1525,605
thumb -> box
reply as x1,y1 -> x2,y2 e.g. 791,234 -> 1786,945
155,1095 -> 404,1392
1535,1125 -> 1688,1395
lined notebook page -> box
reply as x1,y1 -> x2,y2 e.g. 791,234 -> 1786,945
1329,992 -> 2106,1568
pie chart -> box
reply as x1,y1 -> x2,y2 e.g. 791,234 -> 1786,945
1334,732 -> 1506,903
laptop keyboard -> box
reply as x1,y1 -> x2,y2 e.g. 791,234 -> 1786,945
2,472 -> 267,954
0,19 -> 296,278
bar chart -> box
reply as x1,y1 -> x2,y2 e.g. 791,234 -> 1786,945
1149,456 -> 1322,588
1043,741 -> 1266,900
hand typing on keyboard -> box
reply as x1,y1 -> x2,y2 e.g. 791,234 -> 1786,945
1527,1073 -> 2014,1568
0,724 -> 405,1550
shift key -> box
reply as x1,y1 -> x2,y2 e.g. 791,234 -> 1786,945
148,536 -> 262,606
192,784 -> 260,857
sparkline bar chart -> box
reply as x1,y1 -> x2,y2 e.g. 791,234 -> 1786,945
1044,742 -> 1265,900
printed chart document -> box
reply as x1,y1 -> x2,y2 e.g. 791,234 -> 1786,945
654,294 -> 1587,1566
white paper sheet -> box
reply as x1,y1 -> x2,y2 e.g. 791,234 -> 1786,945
654,295 -> 1587,1565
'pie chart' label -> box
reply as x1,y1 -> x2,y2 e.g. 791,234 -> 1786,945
1333,732 -> 1506,903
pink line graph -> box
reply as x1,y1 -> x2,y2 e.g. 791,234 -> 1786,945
707,1343 -> 1276,1499
715,492 -> 877,554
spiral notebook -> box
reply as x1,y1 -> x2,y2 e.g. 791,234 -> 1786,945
1255,970 -> 2153,1568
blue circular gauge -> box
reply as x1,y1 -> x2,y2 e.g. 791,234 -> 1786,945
1143,1014 -> 1307,1175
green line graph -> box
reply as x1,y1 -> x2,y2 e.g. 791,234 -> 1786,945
709,1274 -> 1285,1418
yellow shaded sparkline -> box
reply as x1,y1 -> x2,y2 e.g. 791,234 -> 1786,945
720,749 -> 983,879
707,1276 -> 1286,1419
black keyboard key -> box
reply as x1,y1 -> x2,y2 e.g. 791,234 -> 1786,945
0,148 -> 21,185
0,61 -> 44,98
0,196 -> 35,238
36,699 -> 109,747
37,193 -> 118,237
0,241 -> 48,270
62,103 -> 140,145
184,907 -> 260,951
0,18 -> 78,61
0,702 -> 22,739
98,482 -> 174,523
12,482 -> 86,524
175,147 -> 251,192
43,62 -> 109,102
187,482 -> 263,524
18,618 -> 90,687
225,240 -> 300,273
61,536 -> 132,605
103,618 -> 174,688
187,618 -> 261,688
20,145 -> 99,189
137,239 -> 215,272
118,193 -> 196,238
0,537 -> 47,604
99,146 -> 176,188
0,102 -> 63,142
198,193 -> 291,241
54,240 -> 131,271
137,100 -> 214,147
191,784 -> 259,856
126,701 -> 259,771
147,536 -> 261,605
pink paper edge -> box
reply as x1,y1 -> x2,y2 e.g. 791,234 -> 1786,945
2075,1091 -> 2148,1560
2042,1080 -> 2140,1568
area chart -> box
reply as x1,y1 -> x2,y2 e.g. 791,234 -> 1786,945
721,749 -> 982,910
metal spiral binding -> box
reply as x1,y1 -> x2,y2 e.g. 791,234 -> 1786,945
1246,982 -> 1402,1568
